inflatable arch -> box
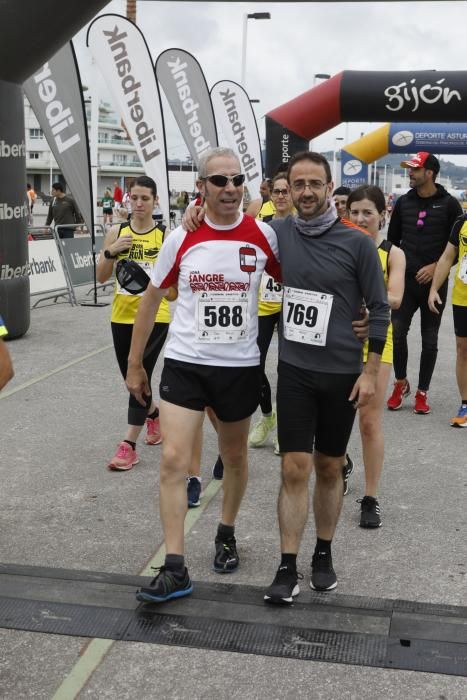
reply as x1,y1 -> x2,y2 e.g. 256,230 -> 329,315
265,70 -> 467,177
341,122 -> 467,187
0,1 -> 106,338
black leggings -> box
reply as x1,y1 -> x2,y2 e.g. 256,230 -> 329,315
111,322 -> 169,426
391,275 -> 448,391
257,312 -> 281,414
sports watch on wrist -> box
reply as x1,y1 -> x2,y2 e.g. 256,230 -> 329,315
104,249 -> 117,260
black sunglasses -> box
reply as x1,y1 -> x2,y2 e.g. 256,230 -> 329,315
272,188 -> 289,196
202,174 -> 245,188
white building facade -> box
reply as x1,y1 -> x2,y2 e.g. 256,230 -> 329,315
24,97 -> 198,202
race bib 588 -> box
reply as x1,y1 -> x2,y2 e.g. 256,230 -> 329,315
196,291 -> 249,343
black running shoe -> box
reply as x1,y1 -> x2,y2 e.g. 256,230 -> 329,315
358,496 -> 382,528
342,453 -> 354,496
213,535 -> 239,573
136,566 -> 193,603
310,551 -> 337,591
212,455 -> 224,480
264,565 -> 303,605
187,476 -> 202,508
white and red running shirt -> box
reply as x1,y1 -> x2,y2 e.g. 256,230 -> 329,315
151,213 -> 281,366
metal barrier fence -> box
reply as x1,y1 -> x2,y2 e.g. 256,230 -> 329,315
54,224 -> 114,302
27,226 -> 73,308
26,224 -> 114,308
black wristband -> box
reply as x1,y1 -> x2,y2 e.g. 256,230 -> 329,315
104,249 -> 117,260
368,337 -> 385,355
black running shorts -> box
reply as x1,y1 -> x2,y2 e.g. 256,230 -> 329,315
277,360 -> 359,456
453,304 -> 467,338
159,358 -> 261,422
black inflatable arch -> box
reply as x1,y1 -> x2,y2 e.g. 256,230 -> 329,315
0,0 -> 107,338
265,70 -> 467,176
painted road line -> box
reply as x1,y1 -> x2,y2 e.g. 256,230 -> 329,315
0,345 -> 113,400
51,477 -> 223,700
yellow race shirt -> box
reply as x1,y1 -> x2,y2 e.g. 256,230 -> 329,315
0,314 -> 7,338
111,223 -> 171,324
257,200 -> 282,317
450,218 -> 467,307
363,239 -> 393,364
257,199 -> 276,221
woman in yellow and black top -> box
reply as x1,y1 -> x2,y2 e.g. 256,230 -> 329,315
429,212 -> 467,427
347,185 -> 405,528
97,175 -> 171,471
248,173 -> 295,451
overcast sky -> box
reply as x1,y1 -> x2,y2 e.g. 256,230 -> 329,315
74,1 -> 467,166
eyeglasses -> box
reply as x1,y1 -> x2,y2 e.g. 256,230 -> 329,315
417,210 -> 427,227
202,173 -> 245,188
290,179 -> 327,193
272,188 -> 289,196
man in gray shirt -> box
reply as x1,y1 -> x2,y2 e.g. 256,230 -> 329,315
46,181 -> 82,238
264,151 -> 389,605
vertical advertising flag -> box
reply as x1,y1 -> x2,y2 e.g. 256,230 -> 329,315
24,42 -> 93,234
156,49 -> 218,168
86,14 -> 170,217
210,81 -> 263,200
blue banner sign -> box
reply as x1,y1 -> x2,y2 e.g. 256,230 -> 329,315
389,123 -> 467,153
340,150 -> 368,188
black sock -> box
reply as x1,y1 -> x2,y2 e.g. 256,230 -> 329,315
314,538 -> 332,556
124,440 -> 136,450
462,400 -> 467,406
164,554 -> 185,572
147,407 -> 159,420
217,523 -> 235,540
280,553 -> 297,571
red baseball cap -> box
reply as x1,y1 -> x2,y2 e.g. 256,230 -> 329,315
400,152 -> 440,173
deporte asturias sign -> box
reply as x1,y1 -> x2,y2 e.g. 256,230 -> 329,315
389,123 -> 467,154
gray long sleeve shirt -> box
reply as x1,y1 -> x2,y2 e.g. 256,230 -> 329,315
271,215 -> 390,374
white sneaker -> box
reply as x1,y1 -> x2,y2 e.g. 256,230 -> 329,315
248,411 -> 276,447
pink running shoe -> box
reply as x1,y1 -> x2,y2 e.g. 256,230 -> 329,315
108,442 -> 139,471
145,416 -> 162,445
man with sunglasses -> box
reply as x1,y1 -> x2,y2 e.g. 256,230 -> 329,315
387,153 -> 462,414
126,147 -> 281,603
182,151 -> 388,603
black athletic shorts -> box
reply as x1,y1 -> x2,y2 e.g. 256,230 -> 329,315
453,305 -> 467,338
159,358 -> 261,422
277,360 -> 359,456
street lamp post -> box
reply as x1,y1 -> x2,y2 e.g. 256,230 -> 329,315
313,73 -> 331,86
333,137 -> 344,184
241,12 -> 271,89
